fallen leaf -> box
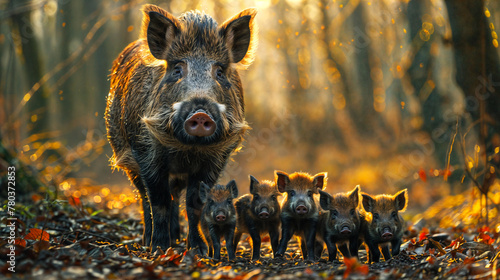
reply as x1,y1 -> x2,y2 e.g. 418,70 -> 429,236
25,228 -> 50,242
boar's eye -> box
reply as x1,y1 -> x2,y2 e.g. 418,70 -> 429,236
173,63 -> 184,79
331,210 -> 338,219
216,66 -> 224,78
289,190 -> 296,197
373,213 -> 380,220
391,211 -> 398,219
350,209 -> 355,216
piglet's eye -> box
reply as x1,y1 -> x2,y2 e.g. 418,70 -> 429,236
289,190 -> 296,197
271,195 -> 277,201
373,213 -> 380,220
227,199 -> 232,204
391,211 -> 398,219
350,209 -> 355,216
307,191 -> 313,197
216,67 -> 223,78
254,194 -> 260,200
173,63 -> 184,78
332,210 -> 339,218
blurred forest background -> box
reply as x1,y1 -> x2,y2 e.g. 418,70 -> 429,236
1,0 -> 499,219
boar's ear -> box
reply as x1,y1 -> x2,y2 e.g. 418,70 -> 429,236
220,8 -> 258,68
350,185 -> 361,207
249,175 -> 259,195
141,4 -> 181,60
394,189 -> 408,212
361,193 -> 375,213
227,180 -> 239,199
319,190 -> 332,210
275,171 -> 290,193
312,172 -> 327,191
199,182 -> 210,203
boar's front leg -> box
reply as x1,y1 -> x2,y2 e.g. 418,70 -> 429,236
209,225 -> 222,260
248,225 -> 262,260
304,221 -> 317,261
325,237 -> 338,262
269,226 -> 280,258
276,217 -> 294,257
132,146 -> 171,251
381,245 -> 391,261
225,225 -> 236,260
348,237 -> 360,259
128,171 -> 152,247
338,243 -> 351,259
391,237 -> 402,257
366,240 -> 381,263
186,175 -> 210,256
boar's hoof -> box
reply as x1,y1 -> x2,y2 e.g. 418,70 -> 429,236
340,226 -> 351,235
185,110 -> 216,137
215,214 -> 226,222
295,205 -> 309,215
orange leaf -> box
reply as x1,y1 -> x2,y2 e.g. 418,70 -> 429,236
343,257 -> 369,278
304,267 -> 313,275
25,228 -> 50,241
68,196 -> 81,207
418,227 -> 429,242
31,194 -> 43,203
15,238 -> 27,247
418,168 -> 427,182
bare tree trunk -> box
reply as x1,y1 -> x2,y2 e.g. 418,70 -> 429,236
9,0 -> 49,134
444,0 -> 500,168
407,0 -> 457,178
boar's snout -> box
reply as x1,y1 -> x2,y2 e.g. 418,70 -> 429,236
216,214 -> 226,222
184,109 -> 216,137
215,210 -> 227,222
173,98 -> 226,144
295,204 -> 308,215
381,226 -> 393,240
340,225 -> 352,235
258,207 -> 270,219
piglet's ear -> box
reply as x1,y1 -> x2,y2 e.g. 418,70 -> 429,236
361,193 -> 375,213
220,8 -> 258,68
394,189 -> 408,212
319,190 -> 332,210
275,171 -> 290,193
199,182 -> 210,204
349,185 -> 360,206
312,172 -> 327,190
142,4 -> 181,60
249,175 -> 259,195
227,180 -> 239,199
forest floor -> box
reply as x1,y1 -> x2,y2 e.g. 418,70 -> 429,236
1,182 -> 500,279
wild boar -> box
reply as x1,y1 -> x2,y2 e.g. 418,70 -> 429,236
104,4 -> 257,252
274,171 -> 326,261
317,186 -> 361,262
234,175 -> 281,260
360,189 -> 408,263
199,181 -> 238,260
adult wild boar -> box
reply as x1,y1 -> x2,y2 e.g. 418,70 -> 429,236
105,4 -> 257,253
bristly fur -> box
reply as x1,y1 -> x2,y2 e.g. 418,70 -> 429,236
105,4 -> 257,251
